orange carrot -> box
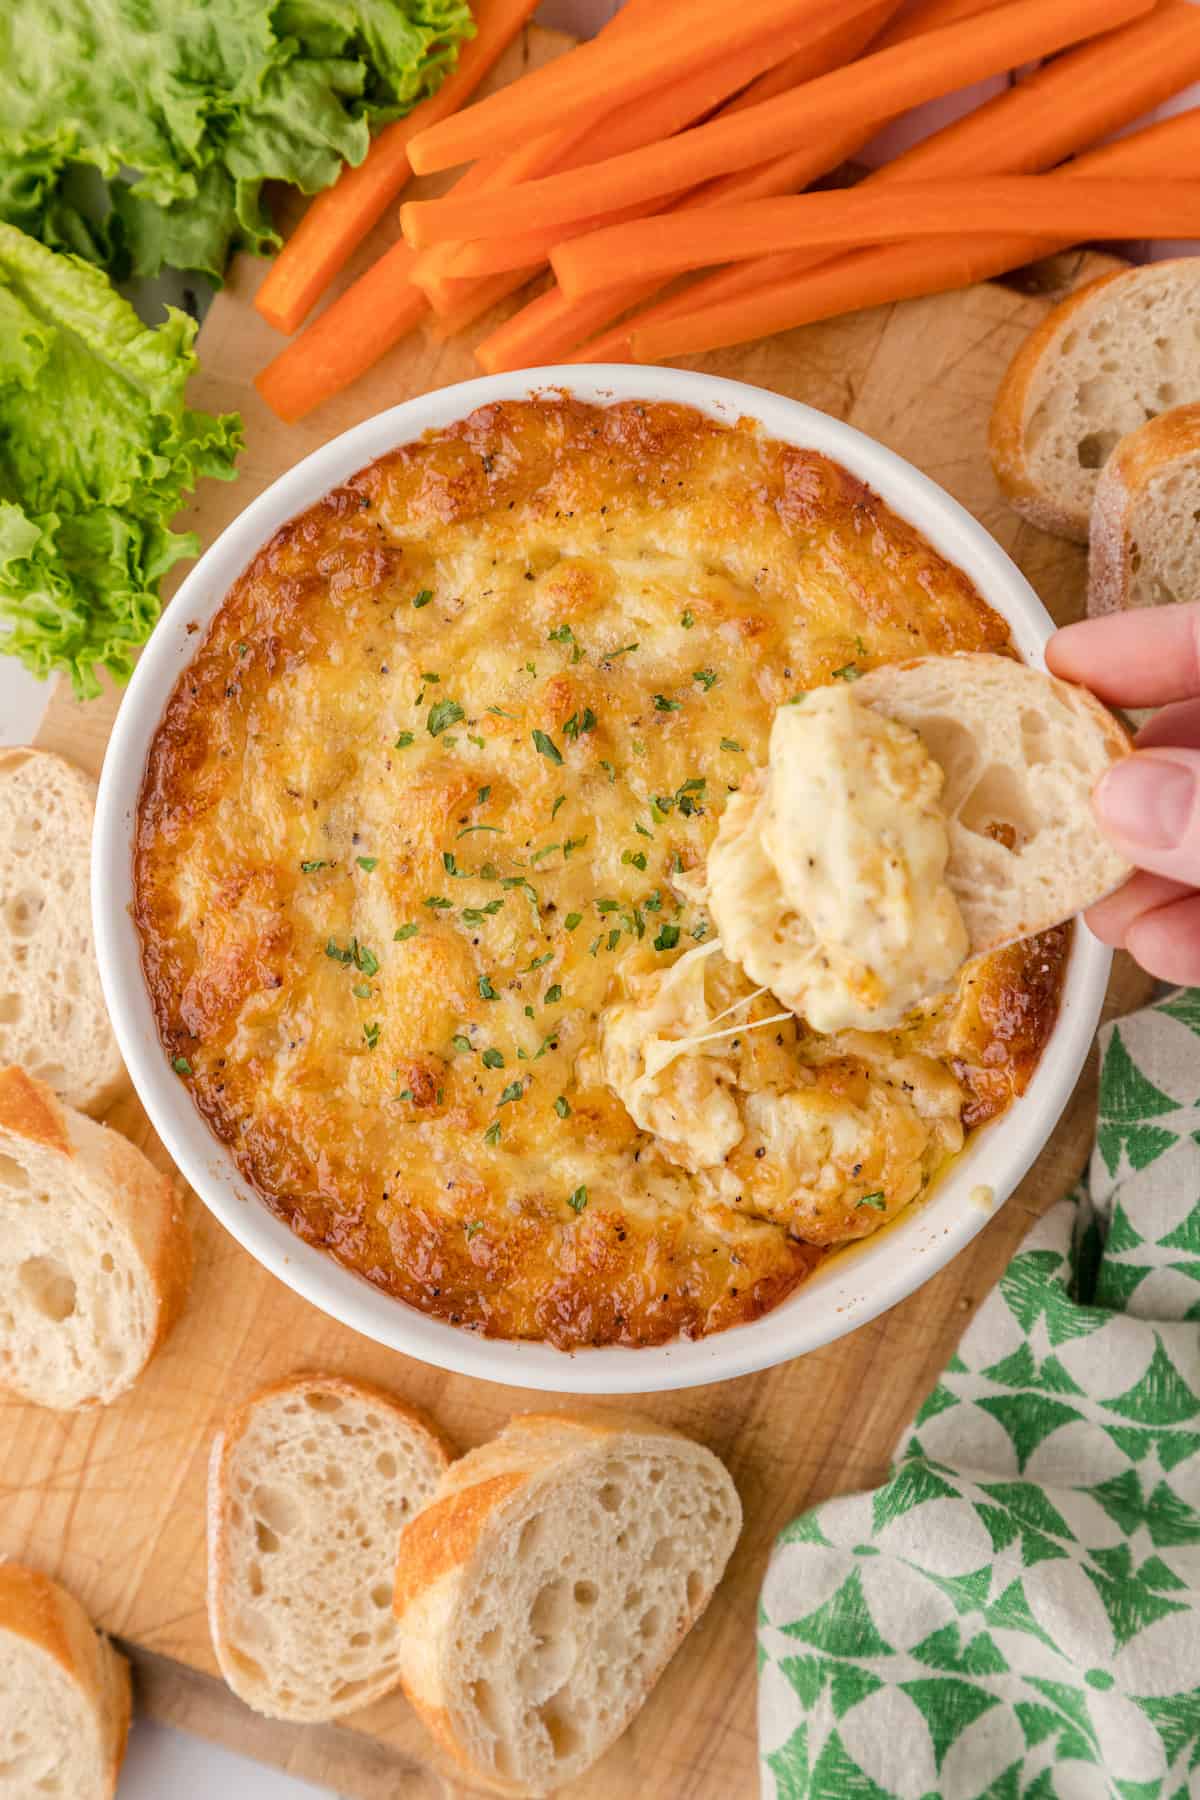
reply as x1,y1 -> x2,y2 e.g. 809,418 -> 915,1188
868,0 -> 1010,53
255,244 -> 428,422
427,270 -> 538,340
408,0 -> 881,175
630,110 -> 1200,362
585,0 -> 1200,359
405,0 -> 1150,247
554,178 -> 1200,300
254,0 -> 540,335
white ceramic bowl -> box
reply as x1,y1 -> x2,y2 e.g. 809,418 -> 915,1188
93,366 -> 1110,1395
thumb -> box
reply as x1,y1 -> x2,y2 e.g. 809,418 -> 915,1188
1093,748 -> 1200,884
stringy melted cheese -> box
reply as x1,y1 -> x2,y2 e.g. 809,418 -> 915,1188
708,687 -> 969,1032
133,397 -> 1068,1349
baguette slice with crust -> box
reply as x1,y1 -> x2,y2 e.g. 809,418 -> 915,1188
393,1411 -> 741,1799
1089,402 -> 1200,615
207,1373 -> 453,1722
989,260 -> 1200,541
0,1066 -> 191,1408
0,748 -> 125,1115
854,653 -> 1131,952
0,1562 -> 131,1799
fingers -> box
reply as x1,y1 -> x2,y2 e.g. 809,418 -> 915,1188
1135,697 -> 1200,750
1125,891 -> 1200,985
1047,603 -> 1200,708
1092,747 -> 1200,886
1085,871 -> 1194,946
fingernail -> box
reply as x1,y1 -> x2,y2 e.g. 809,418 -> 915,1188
1097,757 -> 1194,849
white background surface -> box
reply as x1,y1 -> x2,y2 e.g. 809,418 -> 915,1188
3,1 -> 1196,1793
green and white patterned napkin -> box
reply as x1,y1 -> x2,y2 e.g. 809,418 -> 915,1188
759,988 -> 1200,1800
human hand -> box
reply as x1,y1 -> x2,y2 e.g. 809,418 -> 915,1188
1048,601 -> 1200,983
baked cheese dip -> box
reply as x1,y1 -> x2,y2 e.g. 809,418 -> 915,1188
134,397 -> 1067,1349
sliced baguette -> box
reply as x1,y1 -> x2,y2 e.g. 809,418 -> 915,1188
0,748 -> 124,1116
0,1065 -> 191,1409
393,1411 -> 741,1799
207,1373 -> 453,1723
854,653 -> 1132,952
989,259 -> 1200,541
0,1562 -> 131,1799
1088,402 -> 1200,615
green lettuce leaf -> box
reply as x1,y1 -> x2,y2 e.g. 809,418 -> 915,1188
0,0 -> 474,282
0,221 -> 242,698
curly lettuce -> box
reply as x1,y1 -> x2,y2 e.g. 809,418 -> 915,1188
0,0 -> 474,282
0,222 -> 242,698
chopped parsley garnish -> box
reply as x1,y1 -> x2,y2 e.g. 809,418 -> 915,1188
465,1220 -> 484,1238
237,642 -> 248,656
564,911 -> 583,931
567,1185 -> 588,1214
654,923 -> 681,952
481,1047 -> 505,1069
858,1192 -> 887,1210
634,819 -> 652,839
554,1095 -> 571,1118
544,984 -> 562,1005
599,759 -> 616,783
498,1080 -> 523,1106
483,1120 -> 502,1146
468,733 -> 485,749
300,859 -> 327,873
653,694 -> 681,712
397,1087 -> 413,1101
530,843 -> 560,865
477,785 -> 491,806
548,623 -> 583,663
692,919 -> 712,942
676,777 -> 706,817
692,667 -> 718,691
394,731 -> 414,749
525,660 -> 537,677
352,981 -> 371,998
356,855 -> 378,871
457,824 -> 501,838
394,922 -> 420,941
608,642 -> 638,658
172,1055 -> 192,1075
487,705 -> 516,718
832,663 -> 861,682
421,671 -> 440,683
326,937 -> 378,976
412,588 -> 433,608
644,889 -> 663,912
563,836 -> 587,858
424,895 -> 453,910
720,738 -> 744,753
479,974 -> 499,1000
595,898 -> 620,914
363,1020 -> 381,1049
551,793 -> 566,820
622,850 -> 647,872
451,1034 -> 473,1053
532,728 -> 563,765
428,698 -> 464,735
563,707 -> 596,741
606,927 -> 621,951
461,900 -> 504,924
588,935 -> 601,956
525,952 -> 553,975
680,609 -> 695,628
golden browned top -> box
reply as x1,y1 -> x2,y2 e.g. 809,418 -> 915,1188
134,398 -> 1066,1349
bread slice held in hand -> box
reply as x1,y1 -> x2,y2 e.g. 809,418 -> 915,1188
207,1373 -> 453,1722
393,1411 -> 742,1798
0,1066 -> 190,1409
0,1562 -> 131,1799
0,748 -> 124,1115
989,259 -> 1200,541
854,653 -> 1132,952
1089,402 -> 1200,615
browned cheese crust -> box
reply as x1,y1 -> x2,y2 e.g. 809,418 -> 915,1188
133,398 -> 1067,1349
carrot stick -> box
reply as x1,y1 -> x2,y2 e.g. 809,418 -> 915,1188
427,270 -> 538,340
868,0 -> 1010,53
589,0 -> 1200,358
254,0 -> 541,335
555,178 -> 1200,300
404,0 -> 1151,246
408,0 -> 880,175
630,110 -> 1200,362
255,244 -> 429,422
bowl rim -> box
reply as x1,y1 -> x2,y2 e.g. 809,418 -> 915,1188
92,364 -> 1111,1395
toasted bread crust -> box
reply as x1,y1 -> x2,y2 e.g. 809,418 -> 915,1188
1089,403 -> 1200,616
0,1562 -> 131,1798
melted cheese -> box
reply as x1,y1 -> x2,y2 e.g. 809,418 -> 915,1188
132,397 -> 1068,1349
708,687 -> 969,1032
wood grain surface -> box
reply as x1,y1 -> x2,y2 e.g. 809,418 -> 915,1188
3,27 -> 1155,1800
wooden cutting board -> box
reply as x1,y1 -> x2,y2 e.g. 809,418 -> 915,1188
3,27 -> 1154,1799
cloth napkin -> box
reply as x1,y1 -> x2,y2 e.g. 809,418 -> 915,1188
759,988 -> 1200,1799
